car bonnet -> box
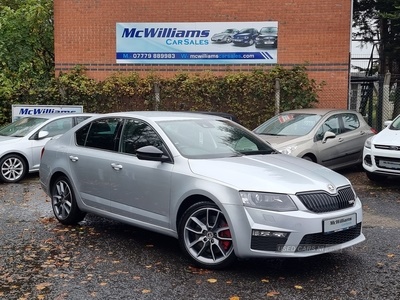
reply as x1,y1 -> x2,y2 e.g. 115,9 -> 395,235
187,154 -> 350,194
373,127 -> 400,145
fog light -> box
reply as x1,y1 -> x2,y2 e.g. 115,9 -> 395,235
364,154 -> 372,166
252,230 -> 288,238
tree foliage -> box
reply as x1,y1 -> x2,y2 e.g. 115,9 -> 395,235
0,0 -> 54,115
353,0 -> 400,74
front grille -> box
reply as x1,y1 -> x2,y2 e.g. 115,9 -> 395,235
375,144 -> 400,151
296,186 -> 355,213
296,223 -> 362,252
374,156 -> 400,170
251,236 -> 289,251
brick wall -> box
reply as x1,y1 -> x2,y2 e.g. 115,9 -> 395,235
54,0 -> 352,108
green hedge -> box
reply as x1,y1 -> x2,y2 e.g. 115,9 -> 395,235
0,65 -> 324,129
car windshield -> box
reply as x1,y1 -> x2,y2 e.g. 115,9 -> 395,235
260,27 -> 277,34
224,29 -> 236,33
0,117 -> 48,137
254,113 -> 322,136
389,115 -> 400,130
158,119 -> 276,159
239,28 -> 252,33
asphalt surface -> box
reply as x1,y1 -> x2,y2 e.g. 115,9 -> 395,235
0,168 -> 399,300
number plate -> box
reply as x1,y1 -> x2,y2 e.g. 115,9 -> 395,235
379,160 -> 400,169
323,214 -> 356,233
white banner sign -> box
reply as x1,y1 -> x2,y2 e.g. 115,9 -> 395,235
12,105 -> 83,122
116,22 -> 278,65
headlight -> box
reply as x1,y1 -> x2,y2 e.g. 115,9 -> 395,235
280,145 -> 298,155
240,192 -> 297,211
364,137 -> 372,149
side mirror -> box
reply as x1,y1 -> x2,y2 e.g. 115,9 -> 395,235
322,131 -> 336,143
37,130 -> 49,139
136,145 -> 170,162
384,120 -> 392,127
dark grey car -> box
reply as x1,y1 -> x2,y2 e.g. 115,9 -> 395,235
255,26 -> 278,48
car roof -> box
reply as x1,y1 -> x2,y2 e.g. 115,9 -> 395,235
21,113 -> 97,120
100,111 -> 230,122
281,108 -> 360,115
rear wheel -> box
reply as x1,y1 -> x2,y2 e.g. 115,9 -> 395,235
0,154 -> 27,183
51,176 -> 86,225
178,201 -> 236,269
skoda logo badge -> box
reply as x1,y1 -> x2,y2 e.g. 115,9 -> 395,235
327,184 -> 335,193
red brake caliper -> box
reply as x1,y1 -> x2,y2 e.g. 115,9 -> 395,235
219,221 -> 232,251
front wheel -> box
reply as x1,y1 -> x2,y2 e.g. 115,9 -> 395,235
178,201 -> 236,269
51,176 -> 86,225
0,154 -> 27,183
366,171 -> 386,182
302,155 -> 315,162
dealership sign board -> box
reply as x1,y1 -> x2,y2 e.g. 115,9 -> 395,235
12,105 -> 83,122
116,22 -> 278,64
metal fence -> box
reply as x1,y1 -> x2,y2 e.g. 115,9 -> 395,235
350,72 -> 400,131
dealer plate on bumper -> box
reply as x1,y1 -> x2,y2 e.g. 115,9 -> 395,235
323,213 -> 357,234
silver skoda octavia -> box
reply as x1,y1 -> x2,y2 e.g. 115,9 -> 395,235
39,111 -> 365,269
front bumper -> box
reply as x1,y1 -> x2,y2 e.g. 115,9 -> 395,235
224,198 -> 364,258
363,146 -> 400,176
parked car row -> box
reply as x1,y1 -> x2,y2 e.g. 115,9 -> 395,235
211,27 -> 278,48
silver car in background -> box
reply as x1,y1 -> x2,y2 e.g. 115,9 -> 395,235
40,111 -> 365,269
211,28 -> 239,43
0,113 -> 95,183
254,108 -> 377,170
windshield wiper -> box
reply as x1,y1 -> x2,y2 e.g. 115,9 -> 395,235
257,133 -> 282,136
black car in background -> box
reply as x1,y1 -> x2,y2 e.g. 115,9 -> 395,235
232,28 -> 259,46
255,26 -> 278,48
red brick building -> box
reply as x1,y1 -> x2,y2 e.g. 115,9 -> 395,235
54,0 -> 352,108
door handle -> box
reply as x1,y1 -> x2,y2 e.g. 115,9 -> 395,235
338,138 -> 344,142
111,163 -> 123,171
69,155 -> 79,162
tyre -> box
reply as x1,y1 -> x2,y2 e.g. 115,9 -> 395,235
178,201 -> 236,269
366,171 -> 386,182
0,154 -> 27,183
51,176 -> 86,225
302,155 -> 315,162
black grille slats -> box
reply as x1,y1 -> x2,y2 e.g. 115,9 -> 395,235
296,186 -> 355,213
296,223 -> 362,252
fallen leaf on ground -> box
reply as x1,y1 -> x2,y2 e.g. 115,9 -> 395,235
294,285 -> 303,290
266,290 -> 280,297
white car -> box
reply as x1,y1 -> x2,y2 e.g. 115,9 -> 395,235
39,111 -> 365,269
363,114 -> 400,181
0,113 -> 95,183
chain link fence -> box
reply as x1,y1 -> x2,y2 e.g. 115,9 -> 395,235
350,73 -> 400,131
